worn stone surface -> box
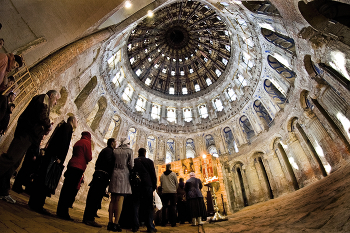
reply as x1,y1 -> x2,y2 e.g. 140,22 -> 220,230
1,161 -> 350,232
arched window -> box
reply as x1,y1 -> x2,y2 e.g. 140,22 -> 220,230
128,127 -> 137,151
235,73 -> 248,88
268,55 -> 296,83
108,50 -> 121,70
86,96 -> 107,131
74,76 -> 97,109
223,127 -> 238,154
151,103 -> 161,120
242,1 -> 281,16
183,108 -> 193,122
166,139 -> 176,163
167,107 -> 176,123
212,97 -> 224,112
264,79 -> 287,108
240,52 -> 254,71
226,86 -> 238,102
205,135 -> 218,157
135,95 -> 147,113
112,68 -> 125,87
186,139 -> 196,158
147,135 -> 156,160
122,84 -> 134,103
198,104 -> 209,119
253,100 -> 273,127
240,115 -> 255,141
261,28 -> 296,55
104,114 -> 121,142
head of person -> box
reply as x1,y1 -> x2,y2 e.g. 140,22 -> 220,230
120,137 -> 130,147
166,163 -> 171,171
12,55 -> 23,70
81,131 -> 91,140
189,172 -> 196,178
107,138 -> 116,149
46,90 -> 60,108
138,148 -> 146,157
7,76 -> 15,87
8,103 -> 15,114
7,92 -> 15,103
67,116 -> 77,129
0,38 -> 4,49
179,178 -> 184,183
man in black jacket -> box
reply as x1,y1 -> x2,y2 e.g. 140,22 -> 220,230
0,90 -> 59,204
132,148 -> 157,233
28,116 -> 77,213
0,103 -> 14,137
0,92 -> 15,123
83,138 -> 116,227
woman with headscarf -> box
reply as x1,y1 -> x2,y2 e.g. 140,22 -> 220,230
185,172 -> 207,226
107,138 -> 134,232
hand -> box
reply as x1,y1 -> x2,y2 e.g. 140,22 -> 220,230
56,159 -> 61,164
32,156 -> 36,161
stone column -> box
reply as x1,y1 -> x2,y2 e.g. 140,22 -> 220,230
287,132 -> 317,187
303,110 -> 343,172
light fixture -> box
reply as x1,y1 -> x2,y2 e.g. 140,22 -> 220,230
202,154 -> 207,159
125,1 -> 132,8
147,10 -> 154,17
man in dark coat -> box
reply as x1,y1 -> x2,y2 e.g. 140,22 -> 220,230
57,131 -> 92,220
132,148 -> 157,233
0,92 -> 15,123
28,116 -> 77,214
83,138 -> 116,227
0,90 -> 59,204
0,103 -> 15,137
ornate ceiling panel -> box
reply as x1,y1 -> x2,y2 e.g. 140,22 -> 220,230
127,1 -> 232,96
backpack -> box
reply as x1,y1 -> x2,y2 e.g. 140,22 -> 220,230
129,169 -> 142,187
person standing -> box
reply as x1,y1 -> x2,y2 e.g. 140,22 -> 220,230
177,177 -> 187,224
0,53 -> 23,86
160,163 -> 178,227
56,131 -> 92,220
0,91 -> 15,122
83,138 -> 116,227
28,116 -> 77,213
185,172 -> 207,226
131,148 -> 157,233
0,90 -> 59,204
0,102 -> 15,140
107,138 -> 134,232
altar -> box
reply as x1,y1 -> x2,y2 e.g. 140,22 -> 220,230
156,154 -> 230,216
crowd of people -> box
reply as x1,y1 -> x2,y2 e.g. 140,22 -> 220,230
0,24 -> 207,232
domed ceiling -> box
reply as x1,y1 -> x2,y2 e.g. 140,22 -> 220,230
127,1 -> 232,96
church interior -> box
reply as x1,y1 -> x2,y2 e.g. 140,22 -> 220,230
1,0 -> 350,232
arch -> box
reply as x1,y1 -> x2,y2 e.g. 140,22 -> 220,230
253,99 -> 273,128
261,28 -> 296,55
147,135 -> 157,160
87,96 -> 107,132
186,138 -> 196,158
239,115 -> 255,141
166,139 -> 176,163
52,87 -> 68,114
205,134 -> 218,157
252,152 -> 274,199
264,79 -> 287,108
74,76 -> 97,109
298,1 -> 350,46
223,127 -> 238,155
233,162 -> 249,207
104,114 -> 121,142
268,55 -> 296,83
273,138 -> 299,191
290,117 -> 328,177
128,127 -> 138,152
241,1 -> 281,17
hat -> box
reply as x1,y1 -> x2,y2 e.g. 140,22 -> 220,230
190,172 -> 196,178
120,137 -> 130,145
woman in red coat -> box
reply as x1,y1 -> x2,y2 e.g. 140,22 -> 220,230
57,131 -> 92,220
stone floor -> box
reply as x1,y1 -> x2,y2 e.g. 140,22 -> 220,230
2,162 -> 350,233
